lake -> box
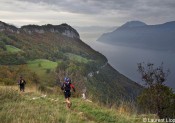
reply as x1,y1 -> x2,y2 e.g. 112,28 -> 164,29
84,40 -> 175,90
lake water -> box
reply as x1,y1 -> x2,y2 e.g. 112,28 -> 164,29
84,41 -> 175,90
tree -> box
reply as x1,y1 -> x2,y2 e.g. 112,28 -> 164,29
137,62 -> 175,118
0,41 -> 6,51
38,63 -> 42,67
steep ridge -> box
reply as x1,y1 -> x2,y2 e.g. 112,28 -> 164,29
0,21 -> 79,39
0,21 -> 142,104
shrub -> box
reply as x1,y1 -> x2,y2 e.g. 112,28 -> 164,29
38,84 -> 54,94
3,78 -> 15,85
137,63 -> 175,118
46,69 -> 51,73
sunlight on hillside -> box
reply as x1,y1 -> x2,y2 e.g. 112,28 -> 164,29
65,53 -> 91,63
6,45 -> 22,53
27,59 -> 58,75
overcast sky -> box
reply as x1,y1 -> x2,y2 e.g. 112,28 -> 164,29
0,0 -> 175,41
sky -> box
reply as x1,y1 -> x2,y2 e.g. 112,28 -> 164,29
0,0 -> 175,41
1,0 -> 175,26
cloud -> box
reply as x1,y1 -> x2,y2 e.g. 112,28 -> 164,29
17,0 -> 139,14
0,0 -> 175,27
17,0 -> 175,14
0,0 -> 89,26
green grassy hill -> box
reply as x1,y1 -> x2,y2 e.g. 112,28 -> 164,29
6,45 -> 22,53
27,59 -> 58,76
0,86 -> 157,123
0,21 -> 143,106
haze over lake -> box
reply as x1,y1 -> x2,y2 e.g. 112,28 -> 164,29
84,40 -> 175,90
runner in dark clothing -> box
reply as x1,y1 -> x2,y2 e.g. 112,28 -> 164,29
61,77 -> 75,108
18,76 -> 26,92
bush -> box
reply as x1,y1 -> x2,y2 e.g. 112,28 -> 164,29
0,52 -> 27,65
3,78 -> 15,85
137,85 -> 175,118
38,63 -> 42,67
0,41 -> 6,51
38,84 -> 54,94
46,69 -> 51,73
137,63 -> 175,118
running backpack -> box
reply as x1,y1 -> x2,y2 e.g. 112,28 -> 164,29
63,81 -> 71,90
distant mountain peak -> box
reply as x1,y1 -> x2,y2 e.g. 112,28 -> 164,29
97,20 -> 175,51
118,21 -> 147,29
162,21 -> 175,25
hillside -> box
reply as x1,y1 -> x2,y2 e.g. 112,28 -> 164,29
0,21 -> 142,105
97,21 -> 175,51
0,86 -> 157,123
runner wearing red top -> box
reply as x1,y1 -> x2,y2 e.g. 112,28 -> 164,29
61,77 -> 75,108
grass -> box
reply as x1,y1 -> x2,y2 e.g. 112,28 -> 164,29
28,59 -> 58,70
0,86 -> 158,123
0,87 -> 94,123
27,59 -> 59,85
6,45 -> 22,53
27,59 -> 58,76
65,53 -> 91,63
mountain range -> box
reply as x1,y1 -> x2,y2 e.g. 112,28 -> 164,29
97,21 -> 175,51
0,21 -> 142,104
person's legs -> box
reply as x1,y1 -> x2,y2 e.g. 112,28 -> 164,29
21,85 -> 25,92
64,91 -> 72,108
23,85 -> 25,92
66,98 -> 72,108
20,85 -> 22,91
67,92 -> 72,108
64,98 -> 70,108
66,98 -> 70,103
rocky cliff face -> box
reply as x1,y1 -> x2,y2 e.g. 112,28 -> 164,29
0,21 -> 80,39
0,21 -> 18,33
